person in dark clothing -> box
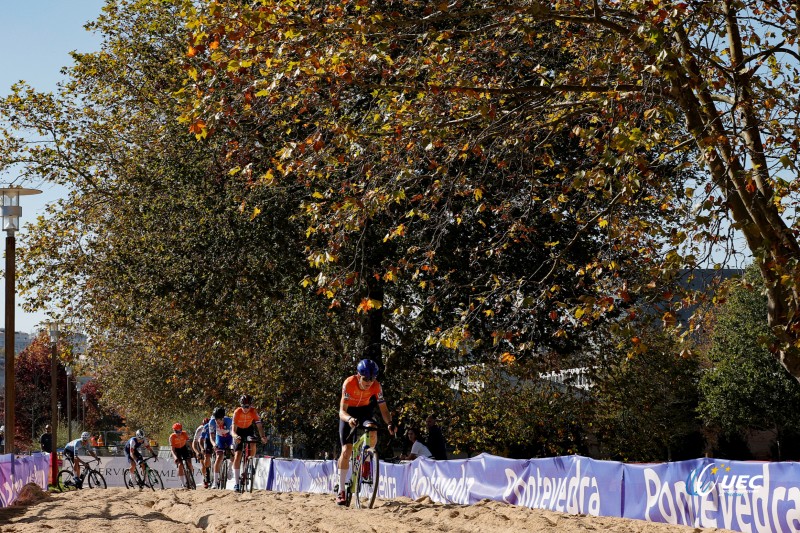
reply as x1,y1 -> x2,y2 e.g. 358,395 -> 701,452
40,425 -> 53,452
425,414 -> 448,460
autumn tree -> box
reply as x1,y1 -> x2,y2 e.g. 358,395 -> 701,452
182,0 -> 800,383
0,0 -> 352,432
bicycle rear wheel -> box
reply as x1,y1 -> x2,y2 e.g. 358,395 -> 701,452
355,448 -> 379,509
87,470 -> 107,489
147,467 -> 164,490
57,469 -> 78,492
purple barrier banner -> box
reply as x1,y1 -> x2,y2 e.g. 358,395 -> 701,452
379,462 -> 407,500
505,456 -> 623,517
269,459 -> 409,499
271,458 -> 335,493
408,453 -> 516,504
623,458 -> 800,532
0,453 -> 49,506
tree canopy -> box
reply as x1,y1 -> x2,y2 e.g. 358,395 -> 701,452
182,0 -> 800,381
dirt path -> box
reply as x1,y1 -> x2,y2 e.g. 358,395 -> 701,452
0,488 -> 736,533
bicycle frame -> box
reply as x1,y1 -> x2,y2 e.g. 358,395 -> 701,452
237,436 -> 259,493
58,457 -> 105,490
125,455 -> 163,490
345,423 -> 380,509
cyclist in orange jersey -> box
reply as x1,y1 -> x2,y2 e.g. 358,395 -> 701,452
336,358 -> 396,505
231,394 -> 267,491
169,422 -> 193,488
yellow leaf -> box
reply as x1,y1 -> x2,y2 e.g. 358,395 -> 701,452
474,188 -> 483,201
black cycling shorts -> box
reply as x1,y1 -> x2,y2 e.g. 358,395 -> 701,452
125,447 -> 144,465
234,424 -> 257,452
173,445 -> 192,462
339,405 -> 377,446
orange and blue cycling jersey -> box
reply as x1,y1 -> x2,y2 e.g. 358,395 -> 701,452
232,407 -> 261,429
342,375 -> 385,407
169,430 -> 190,449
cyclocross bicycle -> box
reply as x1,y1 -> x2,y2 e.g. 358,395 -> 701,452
342,422 -> 380,509
57,457 -> 107,490
236,435 -> 259,493
123,455 -> 164,490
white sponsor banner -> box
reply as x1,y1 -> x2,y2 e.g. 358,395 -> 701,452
80,454 -> 270,490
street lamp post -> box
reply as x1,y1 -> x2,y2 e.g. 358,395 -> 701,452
65,364 -> 72,442
1,185 -> 42,453
47,321 -> 59,484
80,393 -> 86,431
75,382 -> 82,432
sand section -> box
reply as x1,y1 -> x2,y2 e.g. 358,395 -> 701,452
0,488 -> 735,532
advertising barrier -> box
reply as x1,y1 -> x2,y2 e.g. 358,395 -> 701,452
268,454 -> 800,533
0,453 -> 49,506
4,451 -> 800,532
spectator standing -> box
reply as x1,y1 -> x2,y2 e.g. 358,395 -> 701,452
90,434 -> 99,447
97,434 -> 105,447
0,425 -> 5,449
425,414 -> 448,460
40,425 -> 53,452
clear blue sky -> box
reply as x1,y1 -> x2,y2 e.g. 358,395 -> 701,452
0,1 -> 106,334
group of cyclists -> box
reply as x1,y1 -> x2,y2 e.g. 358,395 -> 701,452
64,358 -> 394,503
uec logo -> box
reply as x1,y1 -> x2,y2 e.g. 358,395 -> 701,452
686,464 -> 718,496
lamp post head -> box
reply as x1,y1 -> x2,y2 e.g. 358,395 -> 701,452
65,364 -> 72,377
0,186 -> 41,235
45,320 -> 60,344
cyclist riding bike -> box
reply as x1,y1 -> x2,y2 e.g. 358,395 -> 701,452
63,431 -> 100,483
231,394 -> 267,491
336,358 -> 396,505
124,429 -> 157,480
208,406 -> 234,489
192,417 -> 212,488
169,423 -> 193,488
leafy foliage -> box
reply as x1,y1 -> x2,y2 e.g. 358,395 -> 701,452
698,266 -> 800,458
182,0 -> 800,381
590,326 -> 703,462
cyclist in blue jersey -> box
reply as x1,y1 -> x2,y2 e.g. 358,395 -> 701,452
192,417 -> 212,488
208,406 -> 234,489
124,429 -> 157,480
63,431 -> 99,484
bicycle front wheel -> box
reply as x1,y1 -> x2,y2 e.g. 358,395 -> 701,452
219,459 -> 229,489
57,469 -> 78,492
123,470 -> 135,489
184,460 -> 196,489
247,458 -> 255,493
355,448 -> 380,509
87,470 -> 107,489
147,467 -> 164,490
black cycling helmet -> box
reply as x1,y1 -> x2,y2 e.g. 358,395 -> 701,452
212,406 -> 225,419
357,359 -> 379,379
240,394 -> 253,406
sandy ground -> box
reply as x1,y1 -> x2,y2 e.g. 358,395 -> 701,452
0,485 -> 736,533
